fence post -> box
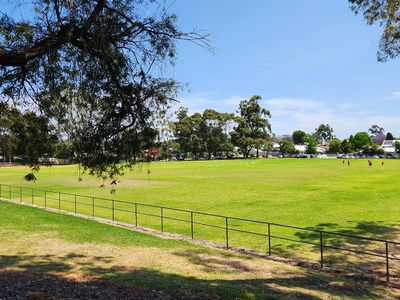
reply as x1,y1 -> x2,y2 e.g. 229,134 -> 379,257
191,212 -> 194,239
92,197 -> 95,217
320,231 -> 324,268
225,217 -> 229,248
58,193 -> 61,210
161,207 -> 164,232
386,241 -> 390,282
112,200 -> 115,221
31,189 -> 34,204
74,194 -> 77,214
19,187 -> 22,202
44,191 -> 47,208
135,203 -> 138,226
268,223 -> 271,256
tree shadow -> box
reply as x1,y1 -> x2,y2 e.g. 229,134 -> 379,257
273,220 -> 400,280
0,252 -> 394,300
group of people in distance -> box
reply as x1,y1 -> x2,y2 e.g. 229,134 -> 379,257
342,159 -> 384,167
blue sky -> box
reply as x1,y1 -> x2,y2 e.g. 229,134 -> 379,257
168,0 -> 400,138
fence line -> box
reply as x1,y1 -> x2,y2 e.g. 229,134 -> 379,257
0,183 -> 398,282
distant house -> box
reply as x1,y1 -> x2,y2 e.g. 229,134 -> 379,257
317,144 -> 329,154
295,145 -> 306,154
381,140 -> 399,154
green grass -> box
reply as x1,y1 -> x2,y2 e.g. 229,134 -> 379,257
0,159 -> 399,267
0,200 -> 397,299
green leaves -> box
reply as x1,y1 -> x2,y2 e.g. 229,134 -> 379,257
0,0 -> 209,182
231,95 -> 272,158
350,0 -> 400,61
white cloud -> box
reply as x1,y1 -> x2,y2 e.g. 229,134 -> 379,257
387,91 -> 400,100
173,93 -> 400,138
266,97 -> 400,138
266,98 -> 324,111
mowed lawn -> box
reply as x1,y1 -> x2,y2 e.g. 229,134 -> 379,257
0,158 -> 399,266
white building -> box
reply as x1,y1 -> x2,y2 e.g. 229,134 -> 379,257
381,140 -> 399,154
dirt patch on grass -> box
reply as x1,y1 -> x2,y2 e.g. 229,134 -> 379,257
0,270 -> 172,300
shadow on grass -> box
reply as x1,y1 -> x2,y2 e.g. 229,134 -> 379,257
0,251 -> 391,300
264,220 -> 400,281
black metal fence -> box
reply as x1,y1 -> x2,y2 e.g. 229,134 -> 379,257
0,183 -> 399,282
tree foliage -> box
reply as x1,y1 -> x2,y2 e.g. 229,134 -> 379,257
395,141 -> 400,154
328,138 -> 341,153
350,0 -> 400,61
352,132 -> 372,150
0,104 -> 57,178
304,135 -> 318,155
0,0 -> 209,181
340,139 -> 353,154
386,132 -> 395,140
172,107 -> 233,159
368,124 -> 385,135
313,124 -> 334,144
292,130 -> 306,145
279,140 -> 295,157
231,95 -> 271,158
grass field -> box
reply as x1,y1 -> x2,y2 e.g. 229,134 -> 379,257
0,158 -> 399,274
0,200 -> 398,299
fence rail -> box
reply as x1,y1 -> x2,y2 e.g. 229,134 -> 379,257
0,183 -> 398,282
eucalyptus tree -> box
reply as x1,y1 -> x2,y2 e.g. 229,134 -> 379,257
313,124 -> 334,144
201,109 -> 234,159
368,124 -> 385,136
231,95 -> 272,158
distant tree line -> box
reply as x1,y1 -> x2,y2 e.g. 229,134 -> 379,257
283,124 -> 399,157
2,97 -> 399,177
159,95 -> 273,160
155,99 -> 400,160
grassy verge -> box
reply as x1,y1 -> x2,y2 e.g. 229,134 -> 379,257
0,200 -> 398,299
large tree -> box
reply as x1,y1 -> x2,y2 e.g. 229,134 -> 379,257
0,0 -> 208,181
173,108 -> 205,158
368,124 -> 385,135
352,132 -> 372,150
340,139 -> 353,154
201,109 -> 234,159
292,130 -> 306,145
0,103 -> 19,163
0,104 -> 57,170
231,95 -> 272,158
328,138 -> 342,154
313,124 -> 334,144
279,140 -> 295,158
350,0 -> 400,61
304,135 -> 318,155
386,132 -> 395,140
